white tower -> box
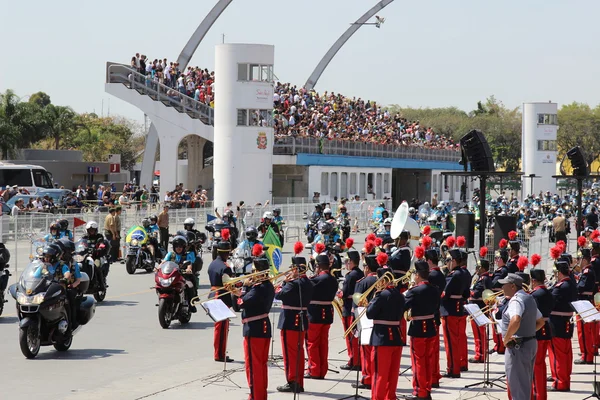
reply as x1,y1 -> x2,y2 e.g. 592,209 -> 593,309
522,102 -> 558,196
214,44 -> 274,208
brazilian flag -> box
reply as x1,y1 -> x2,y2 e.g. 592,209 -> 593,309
263,226 -> 282,277
125,225 -> 148,244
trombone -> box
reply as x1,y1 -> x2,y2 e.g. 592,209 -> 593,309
190,269 -> 270,305
394,268 -> 415,286
344,272 -> 395,337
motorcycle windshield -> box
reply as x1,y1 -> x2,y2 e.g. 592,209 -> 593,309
19,260 -> 51,293
159,261 -> 179,275
75,239 -> 89,254
126,226 -> 148,244
32,238 -> 46,257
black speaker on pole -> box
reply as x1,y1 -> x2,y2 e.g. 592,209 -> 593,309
494,215 -> 517,249
459,130 -> 495,172
566,146 -> 589,176
455,211 -> 475,248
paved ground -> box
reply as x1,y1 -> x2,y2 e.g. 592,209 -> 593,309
0,234 -> 596,400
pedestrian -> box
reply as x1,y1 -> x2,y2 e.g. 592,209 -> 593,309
157,205 -> 169,251
113,206 -> 122,261
104,208 -> 117,260
499,273 -> 545,400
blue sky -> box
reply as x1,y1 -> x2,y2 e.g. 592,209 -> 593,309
2,0 -> 599,122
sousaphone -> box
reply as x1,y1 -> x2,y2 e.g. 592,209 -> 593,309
390,201 -> 421,251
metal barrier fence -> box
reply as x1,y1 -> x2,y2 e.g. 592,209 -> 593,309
479,227 -> 553,271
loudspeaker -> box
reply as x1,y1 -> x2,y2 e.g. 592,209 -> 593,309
494,215 -> 517,249
567,146 -> 589,176
455,212 -> 475,248
459,130 -> 495,172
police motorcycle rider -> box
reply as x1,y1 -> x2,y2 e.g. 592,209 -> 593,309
305,204 -> 323,243
182,218 -> 207,272
258,211 -> 282,241
372,202 -> 386,223
163,235 -> 198,313
232,227 -> 264,276
272,208 -> 285,232
219,209 -> 239,247
81,221 -> 111,287
146,215 -> 162,263
58,219 -> 74,241
44,221 -> 62,242
337,205 -> 351,241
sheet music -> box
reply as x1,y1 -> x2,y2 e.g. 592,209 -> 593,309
201,299 -> 236,322
272,299 -> 283,309
571,300 -> 600,323
355,306 -> 374,346
464,303 -> 492,327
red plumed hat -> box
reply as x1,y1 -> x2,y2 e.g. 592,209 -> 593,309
221,228 -> 230,241
293,241 -> 304,255
414,245 -> 425,260
530,254 -> 541,267
578,236 -> 587,248
376,252 -> 388,267
479,247 -> 488,258
375,237 -> 383,247
499,238 -> 508,249
508,230 -> 517,241
592,230 -> 600,240
252,243 -> 264,257
315,243 -> 326,254
422,225 -> 431,235
456,236 -> 466,248
556,240 -> 566,253
446,236 -> 456,248
550,246 -> 561,260
366,233 -> 376,242
517,255 -> 528,271
364,241 -> 375,255
422,235 -> 432,249
345,237 -> 354,250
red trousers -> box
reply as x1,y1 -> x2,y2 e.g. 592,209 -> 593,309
306,323 -> 331,378
361,345 -> 373,385
470,318 -> 488,361
342,316 -> 361,367
441,316 -> 462,375
244,337 -> 269,400
458,316 -> 467,368
492,322 -> 505,354
214,319 -> 229,360
549,337 -> 573,391
532,339 -> 549,400
281,329 -> 305,387
431,323 -> 442,385
372,346 -> 402,400
577,316 -> 597,363
410,336 -> 435,398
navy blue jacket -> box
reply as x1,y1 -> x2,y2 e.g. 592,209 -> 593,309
366,286 -> 405,346
239,281 -> 275,338
207,257 -> 233,308
531,285 -> 554,340
550,277 -> 576,339
341,267 -> 364,317
469,272 -> 493,309
491,265 -> 509,289
275,275 -> 314,331
577,265 -> 597,301
506,256 -> 519,274
353,273 -> 378,309
460,265 -> 472,302
440,267 -> 467,317
429,266 -> 446,324
404,281 -> 439,338
308,271 -> 338,324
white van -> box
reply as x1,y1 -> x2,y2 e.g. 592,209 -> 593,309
0,163 -> 55,194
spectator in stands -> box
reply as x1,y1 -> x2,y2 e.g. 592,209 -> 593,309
11,199 -> 24,216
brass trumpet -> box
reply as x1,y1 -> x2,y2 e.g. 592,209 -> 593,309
344,272 -> 395,337
191,270 -> 270,305
395,268 -> 416,286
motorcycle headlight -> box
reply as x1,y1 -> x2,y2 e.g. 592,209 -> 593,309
131,239 -> 139,246
214,232 -> 221,238
159,277 -> 174,287
36,247 -> 44,256
17,292 -> 45,305
73,255 -> 84,263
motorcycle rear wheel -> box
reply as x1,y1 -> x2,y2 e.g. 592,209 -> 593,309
19,326 -> 40,359
179,310 -> 191,324
53,334 -> 73,352
94,289 -> 106,302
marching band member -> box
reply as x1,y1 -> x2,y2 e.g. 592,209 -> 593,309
507,239 -> 520,274
305,254 -> 338,379
275,246 -> 314,393
425,247 -> 445,388
575,247 -> 597,365
404,260 -> 440,400
591,240 -> 600,345
340,248 -> 364,371
388,238 -> 411,343
491,242 -> 510,355
352,246 -> 379,390
468,249 -> 492,363
366,268 -> 405,400
548,261 -> 575,392
530,269 -> 554,400
457,244 -> 472,372
207,240 -> 234,362
440,248 -> 468,378
235,245 -> 275,400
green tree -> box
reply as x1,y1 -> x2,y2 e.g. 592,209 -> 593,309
557,103 -> 600,169
41,104 -> 78,149
28,92 -> 51,108
0,90 -> 20,158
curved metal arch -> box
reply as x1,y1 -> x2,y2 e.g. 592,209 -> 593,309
176,0 -> 234,69
304,0 -> 394,90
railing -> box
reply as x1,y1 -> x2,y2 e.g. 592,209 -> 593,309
106,63 -> 214,125
273,136 -> 461,162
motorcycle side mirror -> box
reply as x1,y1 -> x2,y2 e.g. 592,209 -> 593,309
8,283 -> 17,299
302,215 -> 308,220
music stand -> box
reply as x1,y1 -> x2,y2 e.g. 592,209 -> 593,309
268,300 -> 284,366
571,301 -> 600,399
461,304 -> 505,400
201,299 -> 243,387
340,307 -> 370,400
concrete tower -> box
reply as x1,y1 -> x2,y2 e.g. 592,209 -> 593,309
214,44 -> 274,208
522,102 -> 558,195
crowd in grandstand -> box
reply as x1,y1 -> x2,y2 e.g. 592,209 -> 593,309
129,53 -> 458,150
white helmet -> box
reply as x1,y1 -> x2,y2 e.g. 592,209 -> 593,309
323,208 -> 332,215
383,218 -> 392,225
184,217 -> 195,227
86,221 -> 98,230
263,211 -> 273,219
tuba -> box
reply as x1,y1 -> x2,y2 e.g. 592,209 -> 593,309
390,202 -> 421,259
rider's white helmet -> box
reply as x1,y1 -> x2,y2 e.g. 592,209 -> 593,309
184,217 -> 195,226
323,208 -> 332,215
263,211 -> 273,219
86,221 -> 98,230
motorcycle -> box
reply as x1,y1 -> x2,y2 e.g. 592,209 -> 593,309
231,243 -> 256,276
0,243 -> 10,316
205,221 -> 237,260
73,239 -> 108,302
9,260 -> 96,359
124,225 -> 156,274
154,261 -> 192,328
337,216 -> 351,241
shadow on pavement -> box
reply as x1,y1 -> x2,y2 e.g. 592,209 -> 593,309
36,348 -> 127,360
0,316 -> 18,324
97,300 -> 139,307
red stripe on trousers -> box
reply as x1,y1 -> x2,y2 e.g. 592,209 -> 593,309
532,339 -> 549,400
410,336 -> 434,398
342,316 -> 361,367
431,323 -> 442,385
577,316 -> 597,362
458,315 -> 468,368
361,345 -> 373,385
549,337 -> 573,391
214,319 -> 229,360
441,316 -> 462,375
281,329 -> 305,386
244,337 -> 269,400
306,323 -> 331,378
371,346 -> 402,400
470,318 -> 488,361
400,317 -> 407,344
